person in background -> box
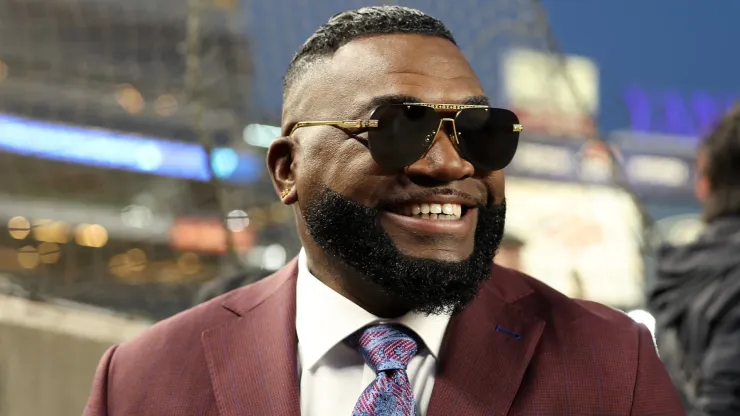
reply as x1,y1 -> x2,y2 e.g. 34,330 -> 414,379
648,103 -> 740,415
494,233 -> 525,270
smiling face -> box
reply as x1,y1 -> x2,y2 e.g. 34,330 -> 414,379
269,34 -> 508,314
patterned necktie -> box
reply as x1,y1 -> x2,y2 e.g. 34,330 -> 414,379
348,324 -> 419,416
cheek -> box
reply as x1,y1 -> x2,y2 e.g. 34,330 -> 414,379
299,138 -> 381,197
486,170 -> 506,204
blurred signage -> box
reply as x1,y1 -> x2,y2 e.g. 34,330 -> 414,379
243,124 -> 281,148
623,87 -> 737,138
505,177 -> 643,307
578,141 -> 620,183
625,155 -> 691,188
502,48 -> 599,139
169,218 -> 255,254
0,114 -> 262,183
506,138 -> 695,200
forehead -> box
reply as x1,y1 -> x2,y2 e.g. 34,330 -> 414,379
319,34 -> 483,113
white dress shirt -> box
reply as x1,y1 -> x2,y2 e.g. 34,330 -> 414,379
295,249 -> 450,416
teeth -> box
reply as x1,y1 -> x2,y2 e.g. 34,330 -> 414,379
399,203 -> 464,220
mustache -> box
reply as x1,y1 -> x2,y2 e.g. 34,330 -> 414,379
377,188 -> 488,209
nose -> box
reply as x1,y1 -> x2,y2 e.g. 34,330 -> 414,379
404,119 -> 475,183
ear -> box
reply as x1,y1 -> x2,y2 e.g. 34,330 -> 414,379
695,152 -> 710,203
266,137 -> 298,205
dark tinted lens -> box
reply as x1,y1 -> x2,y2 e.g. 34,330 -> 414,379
368,105 -> 439,170
454,108 -> 520,171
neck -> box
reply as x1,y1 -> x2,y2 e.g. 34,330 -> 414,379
302,243 -> 411,319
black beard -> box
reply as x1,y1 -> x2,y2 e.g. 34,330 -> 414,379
302,186 -> 506,315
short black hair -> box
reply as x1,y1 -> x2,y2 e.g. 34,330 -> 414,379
700,101 -> 740,222
283,6 -> 456,98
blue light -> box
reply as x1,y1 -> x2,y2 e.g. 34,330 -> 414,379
692,91 -> 717,137
211,148 -> 239,179
664,90 -> 691,135
624,87 -> 738,138
135,144 -> 165,172
0,114 -> 262,183
624,87 -> 651,132
228,152 -> 262,183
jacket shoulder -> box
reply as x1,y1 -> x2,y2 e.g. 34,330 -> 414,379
96,266 -> 297,412
110,270 -> 288,374
98,289 -> 238,412
491,265 -> 643,333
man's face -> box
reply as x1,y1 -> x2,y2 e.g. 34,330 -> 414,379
273,34 -> 507,314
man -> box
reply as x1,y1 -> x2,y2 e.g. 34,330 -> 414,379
648,103 -> 740,415
494,234 -> 525,270
84,6 -> 683,415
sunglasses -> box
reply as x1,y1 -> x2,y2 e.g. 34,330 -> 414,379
289,103 -> 522,172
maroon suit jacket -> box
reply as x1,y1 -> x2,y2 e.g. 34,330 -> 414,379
84,260 -> 685,415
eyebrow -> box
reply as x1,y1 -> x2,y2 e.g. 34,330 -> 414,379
361,94 -> 490,114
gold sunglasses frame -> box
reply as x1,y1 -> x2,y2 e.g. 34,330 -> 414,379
288,103 -> 524,137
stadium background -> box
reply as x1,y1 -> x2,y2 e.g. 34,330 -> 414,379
0,0 -> 736,414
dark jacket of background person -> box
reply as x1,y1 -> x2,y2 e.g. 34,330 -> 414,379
648,216 -> 740,416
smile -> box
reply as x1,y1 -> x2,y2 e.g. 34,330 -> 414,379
390,203 -> 466,220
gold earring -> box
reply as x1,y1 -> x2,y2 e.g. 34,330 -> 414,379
280,188 -> 290,199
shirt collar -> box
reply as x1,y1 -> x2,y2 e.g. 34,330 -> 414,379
295,249 -> 450,371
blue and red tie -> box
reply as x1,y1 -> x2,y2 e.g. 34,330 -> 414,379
348,324 -> 419,416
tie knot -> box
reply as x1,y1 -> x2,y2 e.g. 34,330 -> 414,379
349,324 -> 419,373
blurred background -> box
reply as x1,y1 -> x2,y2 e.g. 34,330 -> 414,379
0,0 -> 736,414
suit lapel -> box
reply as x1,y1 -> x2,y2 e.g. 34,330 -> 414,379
202,260 -> 300,416
428,267 -> 546,416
